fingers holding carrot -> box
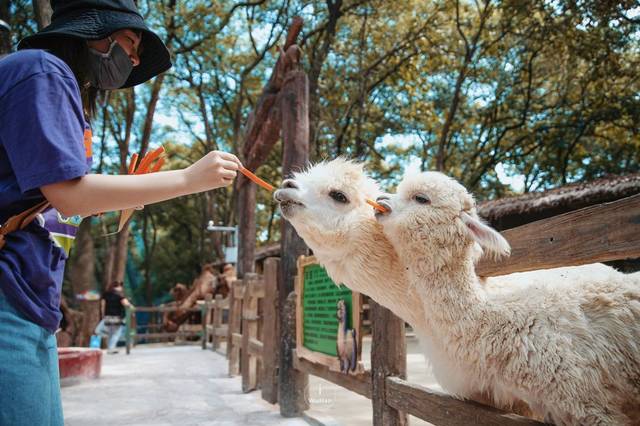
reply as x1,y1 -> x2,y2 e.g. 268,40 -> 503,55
185,150 -> 243,192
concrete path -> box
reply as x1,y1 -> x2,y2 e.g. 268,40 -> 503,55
62,335 -> 438,425
305,334 -> 434,426
61,345 -> 310,426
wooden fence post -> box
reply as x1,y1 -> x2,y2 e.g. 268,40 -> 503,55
228,279 -> 244,376
212,294 -> 224,351
125,306 -> 132,355
279,66 -> 310,417
242,273 -> 260,392
370,300 -> 408,426
261,257 -> 280,404
280,291 -> 309,416
202,294 -> 212,350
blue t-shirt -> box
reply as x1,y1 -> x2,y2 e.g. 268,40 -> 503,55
0,50 -> 90,333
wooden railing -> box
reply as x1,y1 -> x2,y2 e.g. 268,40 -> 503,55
124,302 -> 214,354
205,294 -> 229,352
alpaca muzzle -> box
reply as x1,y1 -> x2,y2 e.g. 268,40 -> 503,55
375,195 -> 392,215
274,189 -> 304,217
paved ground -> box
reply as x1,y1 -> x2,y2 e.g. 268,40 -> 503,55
305,334 -> 435,426
61,345 -> 310,426
62,336 -> 437,426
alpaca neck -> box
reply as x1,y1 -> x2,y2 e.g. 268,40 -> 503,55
411,254 -> 486,333
305,217 -> 424,330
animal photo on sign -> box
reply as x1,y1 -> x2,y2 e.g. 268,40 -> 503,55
336,299 -> 357,373
295,255 -> 364,374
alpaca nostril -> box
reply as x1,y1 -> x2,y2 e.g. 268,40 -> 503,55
376,195 -> 390,202
283,179 -> 299,190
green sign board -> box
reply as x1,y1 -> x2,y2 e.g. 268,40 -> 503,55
302,263 -> 354,356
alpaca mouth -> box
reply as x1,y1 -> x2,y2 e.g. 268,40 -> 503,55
374,200 -> 392,218
280,200 -> 304,209
279,200 -> 304,218
274,189 -> 305,217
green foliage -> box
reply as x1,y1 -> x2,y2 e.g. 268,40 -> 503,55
9,0 -> 639,303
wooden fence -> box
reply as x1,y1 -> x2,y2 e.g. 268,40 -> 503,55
211,270 -> 280,401
124,302 -> 214,355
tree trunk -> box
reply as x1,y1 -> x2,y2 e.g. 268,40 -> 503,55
308,1 -> 343,160
69,219 -> 100,346
32,0 -> 52,30
111,224 -> 130,283
103,238 -> 115,287
278,69 -> 310,417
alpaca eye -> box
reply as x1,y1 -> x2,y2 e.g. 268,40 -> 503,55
329,190 -> 349,204
414,194 -> 431,205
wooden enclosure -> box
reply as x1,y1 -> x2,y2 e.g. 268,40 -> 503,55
124,302 -> 214,354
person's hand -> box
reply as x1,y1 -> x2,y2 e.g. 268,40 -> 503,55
184,151 -> 242,192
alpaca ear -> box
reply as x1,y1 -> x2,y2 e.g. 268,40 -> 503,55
460,211 -> 511,258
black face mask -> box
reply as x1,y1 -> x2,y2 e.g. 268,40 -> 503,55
87,38 -> 133,90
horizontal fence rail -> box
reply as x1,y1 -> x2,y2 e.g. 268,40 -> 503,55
477,193 -> 640,276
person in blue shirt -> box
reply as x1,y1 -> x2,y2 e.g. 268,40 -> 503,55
0,1 -> 241,425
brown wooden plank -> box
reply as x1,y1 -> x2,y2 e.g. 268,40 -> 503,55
133,332 -> 199,340
293,351 -> 372,399
133,306 -> 201,313
280,292 -> 309,414
385,377 -> 544,426
214,326 -> 229,337
242,273 -> 260,392
228,281 -> 244,376
212,295 -> 224,350
232,333 -> 242,346
214,297 -> 229,309
370,301 -> 408,426
202,295 -> 212,350
248,337 -> 263,356
261,257 -> 280,404
477,194 -> 640,277
278,68 -> 310,417
249,280 -> 265,298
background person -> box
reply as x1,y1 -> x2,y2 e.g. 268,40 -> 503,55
96,281 -> 132,354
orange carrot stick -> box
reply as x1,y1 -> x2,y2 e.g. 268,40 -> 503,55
150,156 -> 165,173
136,146 -> 165,174
366,198 -> 388,213
239,166 -> 275,192
128,153 -> 139,175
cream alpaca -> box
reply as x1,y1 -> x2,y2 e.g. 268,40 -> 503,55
273,159 -> 425,330
376,170 -> 640,425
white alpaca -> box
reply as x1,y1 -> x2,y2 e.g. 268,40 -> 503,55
273,159 -> 425,331
376,170 -> 640,425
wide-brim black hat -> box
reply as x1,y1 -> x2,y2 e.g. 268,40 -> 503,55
18,0 -> 171,88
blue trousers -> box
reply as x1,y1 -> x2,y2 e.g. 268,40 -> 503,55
0,289 -> 63,426
95,318 -> 124,350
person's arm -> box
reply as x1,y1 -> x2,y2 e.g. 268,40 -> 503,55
41,151 -> 240,217
121,297 -> 132,308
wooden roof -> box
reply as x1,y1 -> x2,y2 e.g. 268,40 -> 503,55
478,173 -> 640,231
